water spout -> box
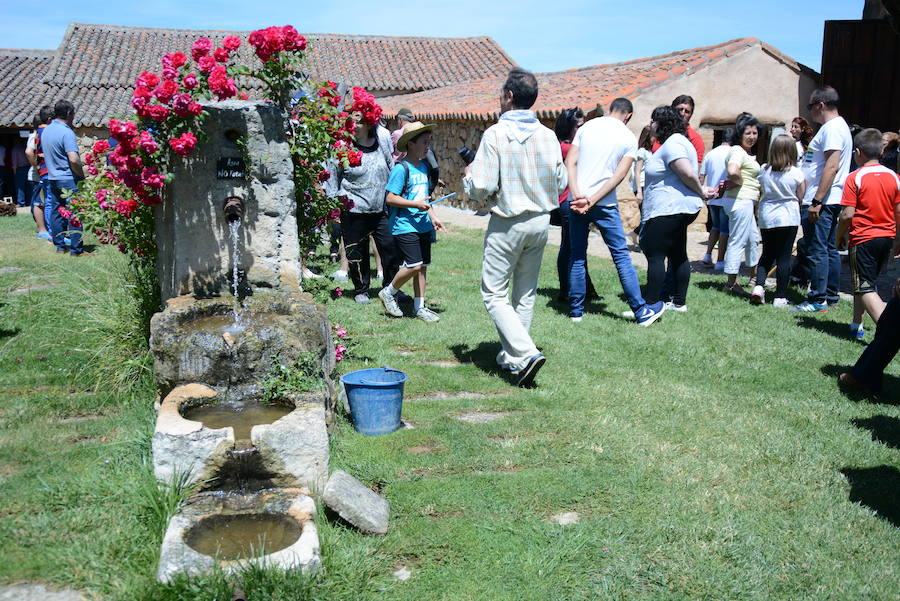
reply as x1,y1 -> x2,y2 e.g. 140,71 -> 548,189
223,196 -> 245,223
228,218 -> 243,327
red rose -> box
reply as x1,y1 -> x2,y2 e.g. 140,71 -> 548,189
168,132 -> 197,156
126,155 -> 143,171
182,73 -> 199,90
161,65 -> 178,81
213,47 -> 230,63
317,169 -> 330,182
146,104 -> 170,121
164,52 -> 188,68
154,79 -> 179,104
187,102 -> 203,116
109,119 -> 138,141
208,65 -> 237,100
136,71 -> 160,88
136,131 -> 159,154
87,165 -> 99,176
141,167 -> 165,189
191,37 -> 213,61
223,35 -> 241,52
92,140 -> 110,154
198,55 -> 216,74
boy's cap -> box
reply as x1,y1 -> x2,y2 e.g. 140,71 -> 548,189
397,108 -> 415,121
396,122 -> 435,152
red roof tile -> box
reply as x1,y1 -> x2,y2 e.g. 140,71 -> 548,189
380,38 -> 811,121
0,50 -> 56,128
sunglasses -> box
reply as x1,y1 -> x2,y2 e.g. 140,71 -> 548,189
807,101 -> 821,110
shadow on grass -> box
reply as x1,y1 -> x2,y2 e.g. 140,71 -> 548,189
0,326 -> 20,340
851,415 -> 900,449
795,314 -> 859,341
536,286 -> 611,317
820,364 -> 900,405
840,466 -> 900,528
449,342 -> 523,387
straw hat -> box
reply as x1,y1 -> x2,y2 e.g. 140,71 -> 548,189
395,122 -> 435,152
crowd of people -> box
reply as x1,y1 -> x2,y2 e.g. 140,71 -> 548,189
334,69 -> 898,389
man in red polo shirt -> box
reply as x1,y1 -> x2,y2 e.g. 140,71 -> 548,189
652,95 -> 705,164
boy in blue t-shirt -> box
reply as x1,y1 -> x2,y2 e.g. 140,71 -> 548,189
378,122 -> 446,321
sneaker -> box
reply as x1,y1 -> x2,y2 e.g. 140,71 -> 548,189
378,287 -> 403,317
702,253 -> 713,266
570,315 -> 583,323
516,353 -> 545,388
827,299 -> 840,309
714,261 -> 724,271
664,301 -> 687,313
793,301 -> 828,312
37,232 -> 51,240
750,285 -> 765,305
635,301 -> 666,327
302,267 -> 323,279
772,297 -> 790,308
353,293 -> 370,304
850,324 -> 865,340
331,269 -> 349,281
415,307 -> 440,322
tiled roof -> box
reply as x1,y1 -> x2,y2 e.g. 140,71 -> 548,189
0,49 -> 57,128
379,38 -> 812,121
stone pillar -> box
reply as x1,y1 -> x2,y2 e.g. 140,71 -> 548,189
155,100 -> 301,302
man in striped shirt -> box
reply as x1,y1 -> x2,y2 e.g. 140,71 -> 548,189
463,68 -> 567,388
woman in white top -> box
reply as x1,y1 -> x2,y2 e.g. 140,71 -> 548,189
752,135 -> 806,306
640,106 -> 714,315
629,125 -> 653,245
789,117 -> 813,166
722,113 -> 763,295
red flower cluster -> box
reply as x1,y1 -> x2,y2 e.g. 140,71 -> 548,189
346,87 -> 382,126
208,65 -> 238,100
248,25 -> 307,62
318,81 -> 341,107
169,132 -> 197,156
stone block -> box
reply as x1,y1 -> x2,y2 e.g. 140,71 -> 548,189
323,470 -> 390,535
155,100 -> 301,301
254,403 -> 329,494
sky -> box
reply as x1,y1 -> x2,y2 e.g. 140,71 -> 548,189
0,0 -> 862,73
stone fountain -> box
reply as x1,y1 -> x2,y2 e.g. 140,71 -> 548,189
148,101 -> 335,582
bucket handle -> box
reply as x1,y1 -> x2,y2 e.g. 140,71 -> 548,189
359,366 -> 405,385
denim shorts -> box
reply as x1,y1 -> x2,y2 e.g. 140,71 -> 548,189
708,205 -> 730,235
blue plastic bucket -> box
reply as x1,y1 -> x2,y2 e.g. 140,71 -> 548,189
340,367 -> 408,435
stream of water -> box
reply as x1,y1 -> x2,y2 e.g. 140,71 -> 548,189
229,219 -> 243,328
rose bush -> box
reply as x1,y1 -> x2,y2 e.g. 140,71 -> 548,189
69,25 -> 380,333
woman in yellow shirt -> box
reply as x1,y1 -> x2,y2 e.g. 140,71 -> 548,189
722,113 -> 763,295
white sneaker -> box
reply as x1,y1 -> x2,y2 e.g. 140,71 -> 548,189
378,287 -> 403,317
415,307 -> 440,322
664,301 -> 687,313
772,297 -> 790,308
331,269 -> 349,281
302,267 -> 323,279
750,285 -> 765,305
571,316 -> 583,323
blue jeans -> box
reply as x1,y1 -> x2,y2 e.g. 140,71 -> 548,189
568,203 -> 644,316
47,178 -> 83,254
14,166 -> 30,206
802,203 -> 841,304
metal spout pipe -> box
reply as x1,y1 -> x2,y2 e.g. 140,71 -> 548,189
223,196 -> 245,223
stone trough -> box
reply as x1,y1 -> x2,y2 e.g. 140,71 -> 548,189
152,383 -> 329,494
157,487 -> 320,582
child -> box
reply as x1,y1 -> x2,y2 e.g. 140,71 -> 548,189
837,128 -> 900,339
378,122 -> 446,321
752,134 -> 806,306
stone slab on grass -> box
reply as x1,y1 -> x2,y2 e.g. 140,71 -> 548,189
455,411 -> 507,424
323,470 -> 390,535
0,584 -> 83,601
0,266 -> 23,275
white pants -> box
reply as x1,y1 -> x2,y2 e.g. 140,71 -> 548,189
481,212 -> 549,372
723,199 -> 761,275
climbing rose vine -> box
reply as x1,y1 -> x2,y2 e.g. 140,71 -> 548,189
69,25 -> 373,283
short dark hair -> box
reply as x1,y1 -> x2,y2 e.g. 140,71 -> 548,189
38,105 -> 54,124
721,127 -> 735,144
609,97 -> 633,115
671,95 -> 695,110
503,68 -> 538,110
810,86 -> 840,109
54,100 -> 75,120
854,128 -> 884,159
554,107 -> 583,142
730,112 -> 762,146
651,105 -> 686,144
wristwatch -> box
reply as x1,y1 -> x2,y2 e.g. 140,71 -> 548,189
810,199 -> 823,207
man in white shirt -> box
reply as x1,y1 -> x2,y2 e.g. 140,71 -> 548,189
463,68 -> 567,387
566,98 -> 662,325
795,86 -> 853,312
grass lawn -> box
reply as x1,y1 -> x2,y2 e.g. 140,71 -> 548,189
1,211 -> 898,600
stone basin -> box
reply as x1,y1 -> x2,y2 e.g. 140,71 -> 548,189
149,291 -> 335,404
157,488 -> 320,582
152,383 -> 328,493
